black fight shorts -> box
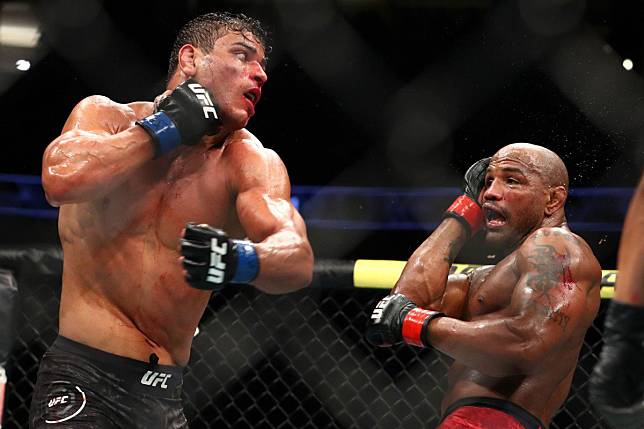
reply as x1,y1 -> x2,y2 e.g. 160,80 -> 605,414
29,336 -> 188,428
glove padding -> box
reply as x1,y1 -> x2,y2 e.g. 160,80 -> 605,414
180,223 -> 259,291
462,157 -> 490,202
589,301 -> 644,428
444,157 -> 490,237
366,293 -> 444,348
137,78 -> 221,157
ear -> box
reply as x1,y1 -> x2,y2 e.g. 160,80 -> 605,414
177,44 -> 198,78
544,186 -> 567,216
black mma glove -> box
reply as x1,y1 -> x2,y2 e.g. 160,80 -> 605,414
137,78 -> 221,157
366,293 -> 444,348
589,301 -> 644,429
180,223 -> 259,291
444,157 -> 490,238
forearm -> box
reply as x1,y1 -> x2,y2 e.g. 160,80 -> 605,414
427,316 -> 535,377
42,126 -> 155,205
614,173 -> 644,305
393,218 -> 468,307
253,228 -> 314,294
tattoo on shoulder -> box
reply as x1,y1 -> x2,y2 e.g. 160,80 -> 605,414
523,243 -> 578,331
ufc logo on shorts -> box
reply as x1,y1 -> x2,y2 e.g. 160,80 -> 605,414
48,395 -> 69,407
140,371 -> 172,389
371,296 -> 392,323
188,83 -> 218,120
207,238 -> 228,284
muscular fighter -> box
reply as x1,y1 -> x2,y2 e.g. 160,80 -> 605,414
32,12 -> 313,428
589,172 -> 644,429
367,143 -> 601,429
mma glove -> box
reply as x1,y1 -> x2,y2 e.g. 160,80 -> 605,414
444,157 -> 490,238
137,78 -> 221,157
366,293 -> 444,348
180,223 -> 259,291
589,301 -> 644,409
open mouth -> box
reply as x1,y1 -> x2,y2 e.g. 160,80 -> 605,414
243,88 -> 260,105
484,206 -> 507,228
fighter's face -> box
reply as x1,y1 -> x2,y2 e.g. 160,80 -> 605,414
479,155 -> 548,249
195,31 -> 267,130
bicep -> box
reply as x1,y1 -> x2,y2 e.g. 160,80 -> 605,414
234,150 -> 300,243
437,273 -> 471,318
236,188 -> 299,242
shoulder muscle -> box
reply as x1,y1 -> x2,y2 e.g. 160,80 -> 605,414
224,129 -> 290,198
63,95 -> 138,135
518,227 -> 600,291
511,227 -> 601,335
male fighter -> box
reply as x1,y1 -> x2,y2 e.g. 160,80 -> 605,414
589,172 -> 644,429
32,12 -> 313,428
367,143 -> 601,428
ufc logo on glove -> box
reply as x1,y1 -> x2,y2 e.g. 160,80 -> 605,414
207,238 -> 228,284
371,296 -> 393,323
188,83 -> 218,119
181,223 -> 259,290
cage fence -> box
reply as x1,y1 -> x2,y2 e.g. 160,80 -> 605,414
1,246 -> 610,429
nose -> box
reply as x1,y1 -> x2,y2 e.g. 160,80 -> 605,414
482,178 -> 502,202
251,63 -> 268,86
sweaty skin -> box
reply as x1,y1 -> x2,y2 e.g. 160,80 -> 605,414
41,31 -> 313,367
393,144 -> 601,426
613,172 -> 644,306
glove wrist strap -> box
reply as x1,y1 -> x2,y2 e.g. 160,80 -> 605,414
402,308 -> 444,347
230,240 -> 259,284
136,112 -> 182,157
444,195 -> 484,237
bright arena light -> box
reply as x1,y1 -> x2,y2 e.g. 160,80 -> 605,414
15,58 -> 30,71
622,58 -> 633,71
0,3 -> 41,48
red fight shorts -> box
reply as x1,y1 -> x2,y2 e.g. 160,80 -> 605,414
438,397 -> 545,429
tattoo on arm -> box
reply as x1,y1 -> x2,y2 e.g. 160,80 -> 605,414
443,239 -> 461,264
523,243 -> 577,331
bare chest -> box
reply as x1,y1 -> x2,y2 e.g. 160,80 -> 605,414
466,256 -> 521,317
92,148 -> 238,247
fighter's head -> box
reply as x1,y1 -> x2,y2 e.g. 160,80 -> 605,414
166,12 -> 271,131
480,143 -> 569,249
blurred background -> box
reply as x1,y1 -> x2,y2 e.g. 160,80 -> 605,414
1,0 -> 643,184
0,0 -> 641,263
0,1 -> 642,427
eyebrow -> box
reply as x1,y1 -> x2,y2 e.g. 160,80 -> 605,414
487,166 -> 527,176
232,41 -> 257,53
231,42 -> 267,68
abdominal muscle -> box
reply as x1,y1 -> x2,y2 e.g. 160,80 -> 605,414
57,206 -> 212,367
441,346 -> 576,426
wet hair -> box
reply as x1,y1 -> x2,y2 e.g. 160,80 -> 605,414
166,12 -> 271,82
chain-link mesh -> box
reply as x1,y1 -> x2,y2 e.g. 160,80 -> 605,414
4,254 -> 610,428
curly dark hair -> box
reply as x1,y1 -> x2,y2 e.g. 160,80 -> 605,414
167,12 -> 271,82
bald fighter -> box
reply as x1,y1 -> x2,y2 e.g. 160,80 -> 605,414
367,143 -> 601,428
32,12 -> 313,428
589,172 -> 644,429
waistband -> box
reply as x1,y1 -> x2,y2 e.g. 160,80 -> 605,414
49,335 -> 184,399
442,397 -> 546,429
